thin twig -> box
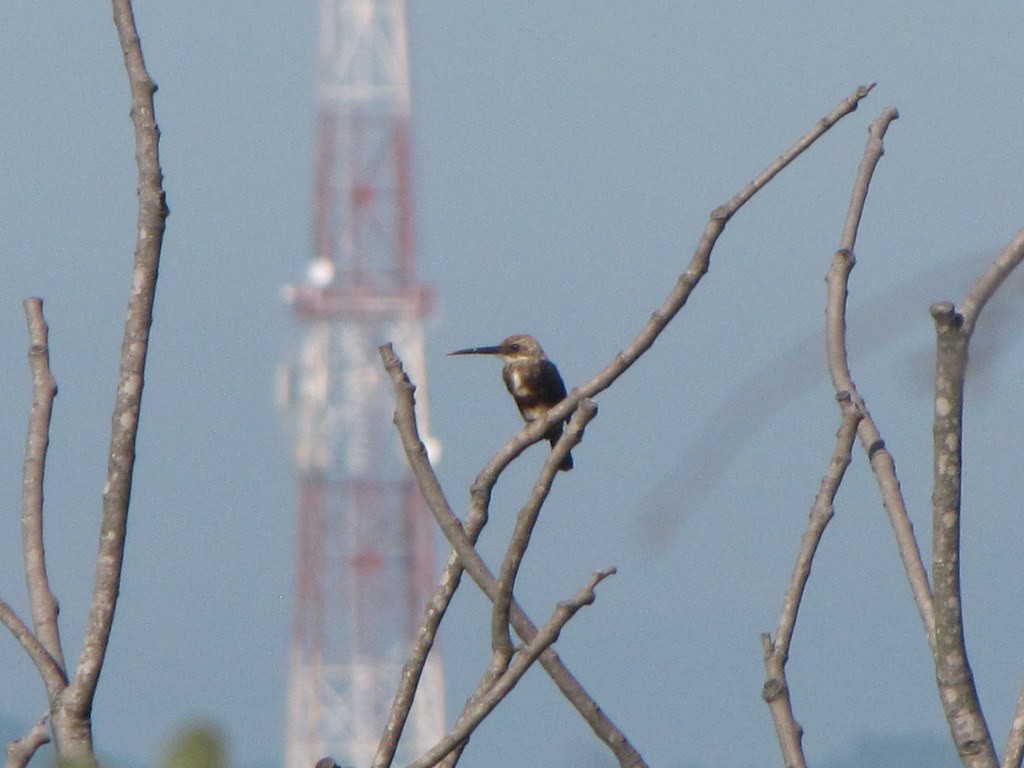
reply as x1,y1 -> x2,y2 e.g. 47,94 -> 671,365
5,713 -> 50,768
406,569 -> 615,768
0,599 -> 66,699
958,227 -> 1024,336
372,550 -> 460,768
20,298 -> 66,675
491,404 -> 597,670
380,345 -> 646,768
761,393 -> 861,768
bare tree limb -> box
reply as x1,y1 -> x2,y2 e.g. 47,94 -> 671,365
822,109 -> 939,651
407,569 -> 616,768
0,599 -> 66,700
826,245 -> 936,647
955,227 -> 1024,768
929,301 -> 996,768
49,1 -> 168,761
380,344 -> 646,768
373,546 -> 464,768
5,714 -> 49,768
839,106 -> 897,248
927,231 -> 1024,768
379,85 -> 875,768
958,227 -> 1024,336
491,405 -> 597,670
762,392 -> 861,768
20,298 -> 66,676
924,236 -> 1024,768
372,390 -> 592,768
466,83 -> 878,533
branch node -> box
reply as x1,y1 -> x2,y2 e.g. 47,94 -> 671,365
834,248 -> 856,269
710,204 -> 731,221
929,301 -> 963,330
761,677 -> 787,703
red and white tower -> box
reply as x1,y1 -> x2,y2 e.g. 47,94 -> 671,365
279,1 -> 443,766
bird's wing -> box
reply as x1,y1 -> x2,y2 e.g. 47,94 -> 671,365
537,359 -> 568,405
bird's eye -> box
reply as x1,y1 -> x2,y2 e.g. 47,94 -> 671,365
510,344 -> 520,352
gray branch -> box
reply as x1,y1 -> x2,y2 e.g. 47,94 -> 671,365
0,599 -> 66,700
48,1 -> 168,762
380,345 -> 645,768
762,393 -> 861,768
929,227 -> 1024,768
407,569 -> 615,768
822,109 -> 939,650
20,299 -> 65,676
379,84 -> 875,768
4,714 -> 49,768
490,405 -> 596,670
466,84 -> 878,533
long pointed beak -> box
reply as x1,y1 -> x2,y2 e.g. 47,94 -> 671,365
448,345 -> 503,356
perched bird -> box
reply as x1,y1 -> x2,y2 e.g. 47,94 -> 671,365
449,334 -> 573,471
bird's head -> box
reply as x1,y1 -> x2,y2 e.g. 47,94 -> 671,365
448,334 -> 546,362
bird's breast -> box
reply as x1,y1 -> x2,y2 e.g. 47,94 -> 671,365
506,367 -> 532,400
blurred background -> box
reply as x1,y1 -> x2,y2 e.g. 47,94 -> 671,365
1,3 -> 1023,767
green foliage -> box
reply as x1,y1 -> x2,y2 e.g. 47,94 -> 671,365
159,724 -> 225,768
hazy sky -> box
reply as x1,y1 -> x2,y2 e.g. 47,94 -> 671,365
2,3 -> 1024,768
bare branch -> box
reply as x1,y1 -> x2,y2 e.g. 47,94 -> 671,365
928,297 -> 1000,767
20,298 -> 66,675
826,248 -> 936,647
5,714 -> 50,768
52,2 -> 168,760
372,548 -> 461,768
958,226 -> 1024,336
466,84 -> 878,530
925,235 -> 1024,768
491,404 -> 597,669
823,109 -> 938,650
407,569 -> 616,768
380,344 -> 646,768
384,86 -> 875,768
0,598 -> 66,699
840,106 -> 898,247
762,393 -> 861,768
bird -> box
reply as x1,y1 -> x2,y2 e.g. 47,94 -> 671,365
448,334 -> 574,471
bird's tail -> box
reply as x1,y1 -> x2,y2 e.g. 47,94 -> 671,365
548,435 -> 574,471
559,451 -> 574,472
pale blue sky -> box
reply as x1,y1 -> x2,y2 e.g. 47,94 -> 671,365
2,3 -> 1024,767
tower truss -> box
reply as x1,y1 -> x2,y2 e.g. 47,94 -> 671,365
279,2 -> 443,765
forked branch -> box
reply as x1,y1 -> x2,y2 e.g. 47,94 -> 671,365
822,108 -> 939,650
4,714 -> 49,768
379,84 -> 876,768
380,345 -> 643,768
410,568 -> 615,768
467,84 -> 879,528
491,404 -> 597,670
